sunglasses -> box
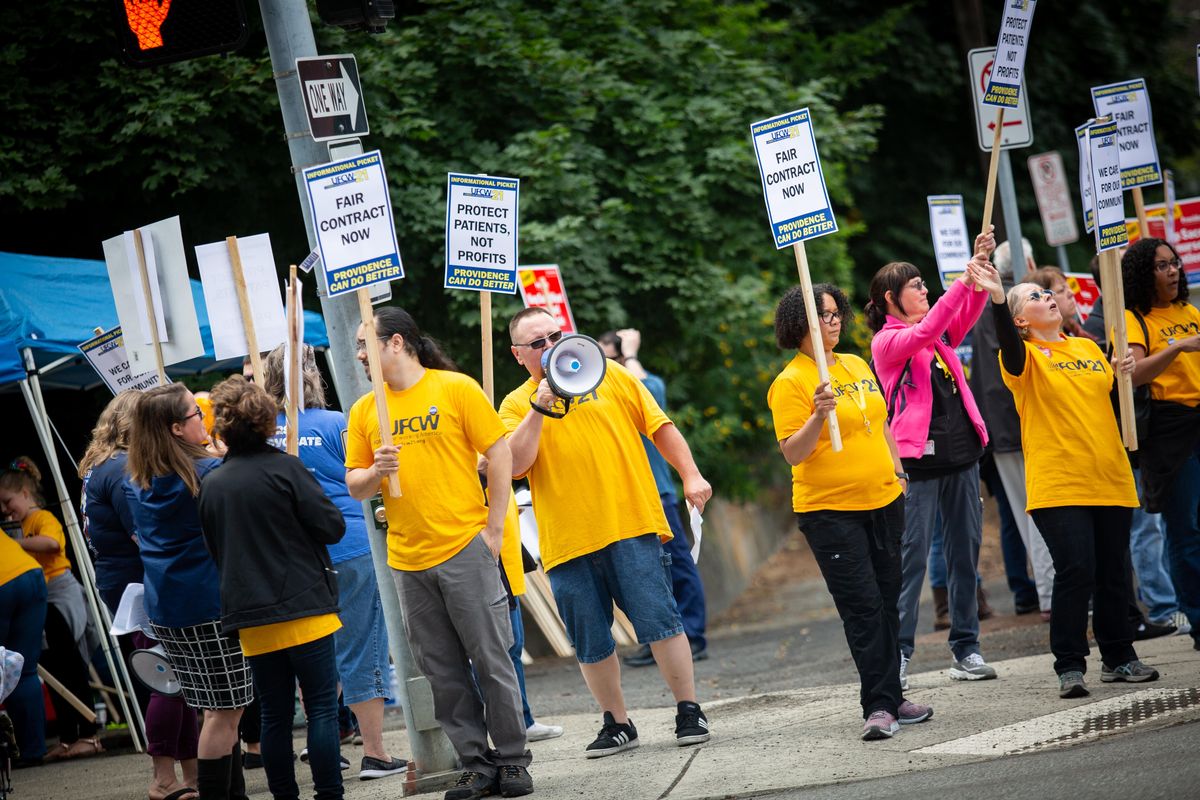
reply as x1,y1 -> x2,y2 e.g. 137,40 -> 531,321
514,330 -> 564,350
1027,289 -> 1054,302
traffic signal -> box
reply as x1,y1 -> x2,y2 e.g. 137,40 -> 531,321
315,0 -> 396,33
113,0 -> 249,67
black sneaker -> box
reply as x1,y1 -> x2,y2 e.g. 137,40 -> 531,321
622,644 -> 655,668
359,755 -> 408,781
584,711 -> 638,758
242,751 -> 263,769
445,770 -> 497,800
1132,620 -> 1176,640
675,701 -> 710,746
497,764 -> 533,797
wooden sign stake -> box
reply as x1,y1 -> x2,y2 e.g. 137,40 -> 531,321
131,228 -> 167,384
481,291 -> 494,404
1131,186 -> 1150,239
357,287 -> 402,497
225,236 -> 263,382
1098,248 -> 1138,451
792,242 -> 842,451
286,265 -> 300,456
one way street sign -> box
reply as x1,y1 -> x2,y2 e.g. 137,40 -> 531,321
968,47 -> 1033,152
296,54 -> 369,142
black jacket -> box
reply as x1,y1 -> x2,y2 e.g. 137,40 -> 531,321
198,444 -> 346,636
969,284 -> 1023,453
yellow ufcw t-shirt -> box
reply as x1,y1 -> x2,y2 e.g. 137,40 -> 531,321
1000,336 -> 1138,511
0,533 -> 41,586
1126,303 -> 1200,407
238,614 -> 342,658
767,352 -> 902,513
24,509 -> 72,581
498,360 -> 671,572
346,369 -> 508,572
494,490 -> 525,598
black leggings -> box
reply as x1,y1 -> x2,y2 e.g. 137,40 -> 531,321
40,604 -> 98,744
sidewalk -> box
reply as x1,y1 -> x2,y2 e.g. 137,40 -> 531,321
23,634 -> 1199,800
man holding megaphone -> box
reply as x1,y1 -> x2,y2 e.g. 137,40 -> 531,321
500,308 -> 714,759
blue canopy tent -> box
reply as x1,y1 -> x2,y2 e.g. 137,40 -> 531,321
0,250 -> 329,390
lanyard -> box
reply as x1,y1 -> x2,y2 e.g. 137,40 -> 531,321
835,359 -> 872,436
933,350 -> 957,394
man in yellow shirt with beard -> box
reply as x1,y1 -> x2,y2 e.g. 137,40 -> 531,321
499,308 -> 713,758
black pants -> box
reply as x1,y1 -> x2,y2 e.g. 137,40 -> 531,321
798,494 -> 905,719
1030,505 -> 1138,675
40,604 -> 98,744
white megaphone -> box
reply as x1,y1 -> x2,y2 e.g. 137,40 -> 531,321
129,645 -> 182,697
535,334 -> 608,418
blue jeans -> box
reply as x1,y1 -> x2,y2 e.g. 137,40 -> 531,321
0,569 -> 47,760
900,463 -> 983,661
547,533 -> 683,663
247,634 -> 343,800
1160,453 -> 1200,644
1129,467 -> 1179,622
332,554 -> 391,706
661,493 -> 707,649
927,513 -> 983,591
508,604 -> 535,728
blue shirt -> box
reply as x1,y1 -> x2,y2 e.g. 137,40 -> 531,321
640,372 -> 676,497
268,409 -> 371,564
82,453 -> 142,594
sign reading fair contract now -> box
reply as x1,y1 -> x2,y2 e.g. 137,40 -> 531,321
303,150 -> 403,297
445,173 -> 519,293
750,107 -> 838,249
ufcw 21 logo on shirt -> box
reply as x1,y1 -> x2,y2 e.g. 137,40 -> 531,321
393,406 -> 441,436
1049,358 -> 1106,374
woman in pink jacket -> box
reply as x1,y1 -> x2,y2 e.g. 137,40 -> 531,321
866,227 -> 997,689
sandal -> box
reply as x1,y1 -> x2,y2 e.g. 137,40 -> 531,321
151,789 -> 199,800
42,742 -> 72,762
64,736 -> 105,759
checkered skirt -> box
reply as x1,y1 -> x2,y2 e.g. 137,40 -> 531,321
148,620 -> 254,710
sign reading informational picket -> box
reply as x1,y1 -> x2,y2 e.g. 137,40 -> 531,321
981,0 -> 1038,108
1127,196 -> 1200,287
750,107 -> 838,249
1090,79 -> 1162,189
517,265 -> 576,333
1087,118 -> 1128,252
927,196 -> 973,288
195,233 -> 287,361
1027,151 -> 1079,246
303,150 -> 403,297
78,327 -> 165,395
445,173 -> 519,293
1074,123 -> 1095,234
1164,169 -> 1178,246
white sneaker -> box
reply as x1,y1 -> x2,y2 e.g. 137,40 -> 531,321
948,652 -> 997,681
899,653 -> 910,691
1171,611 -> 1193,636
526,721 -> 564,742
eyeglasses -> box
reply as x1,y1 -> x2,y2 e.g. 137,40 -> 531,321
1154,258 -> 1182,273
905,279 -> 927,292
1027,289 -> 1054,302
180,406 -> 204,422
818,310 -> 843,325
354,336 -> 393,354
513,330 -> 564,350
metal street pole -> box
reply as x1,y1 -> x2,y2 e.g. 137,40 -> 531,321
1056,244 -> 1071,272
257,1 -> 459,789
997,150 -> 1025,274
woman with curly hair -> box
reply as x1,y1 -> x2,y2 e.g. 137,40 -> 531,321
866,228 -> 998,688
767,282 -> 931,740
1123,237 -> 1200,650
198,375 -> 348,800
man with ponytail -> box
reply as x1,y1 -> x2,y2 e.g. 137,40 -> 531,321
344,307 -> 533,800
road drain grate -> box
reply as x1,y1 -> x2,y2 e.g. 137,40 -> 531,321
1019,687 -> 1200,752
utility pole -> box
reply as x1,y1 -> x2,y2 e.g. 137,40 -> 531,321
257,1 -> 460,791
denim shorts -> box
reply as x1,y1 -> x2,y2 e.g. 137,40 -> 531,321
547,533 -> 684,663
332,553 -> 391,706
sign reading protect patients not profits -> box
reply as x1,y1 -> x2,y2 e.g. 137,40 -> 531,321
750,107 -> 838,249
1087,119 -> 1128,253
445,173 -> 519,293
303,150 -> 404,297
981,0 -> 1038,108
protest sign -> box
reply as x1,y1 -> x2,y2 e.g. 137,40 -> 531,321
78,327 -> 165,395
927,196 -> 973,288
750,107 -> 842,449
1090,79 -> 1162,191
1075,123 -> 1095,234
285,266 -> 303,456
517,265 -> 577,334
195,233 -> 287,370
445,173 -> 519,294
1126,196 -> 1200,288
1027,151 -> 1079,246
303,150 -> 403,297
981,0 -> 1038,109
102,216 -> 203,381
1087,119 -> 1128,253
1064,272 -> 1101,323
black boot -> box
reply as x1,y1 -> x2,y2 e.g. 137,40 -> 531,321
229,743 -> 249,800
197,755 -> 232,800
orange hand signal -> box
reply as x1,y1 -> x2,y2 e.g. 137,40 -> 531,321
123,0 -> 173,51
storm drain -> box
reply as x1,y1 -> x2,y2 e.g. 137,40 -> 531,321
915,687 -> 1200,757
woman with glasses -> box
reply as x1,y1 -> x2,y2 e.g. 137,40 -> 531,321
768,283 -> 932,740
866,228 -> 998,688
1123,238 -> 1200,650
974,263 -> 1157,696
127,383 -> 251,800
